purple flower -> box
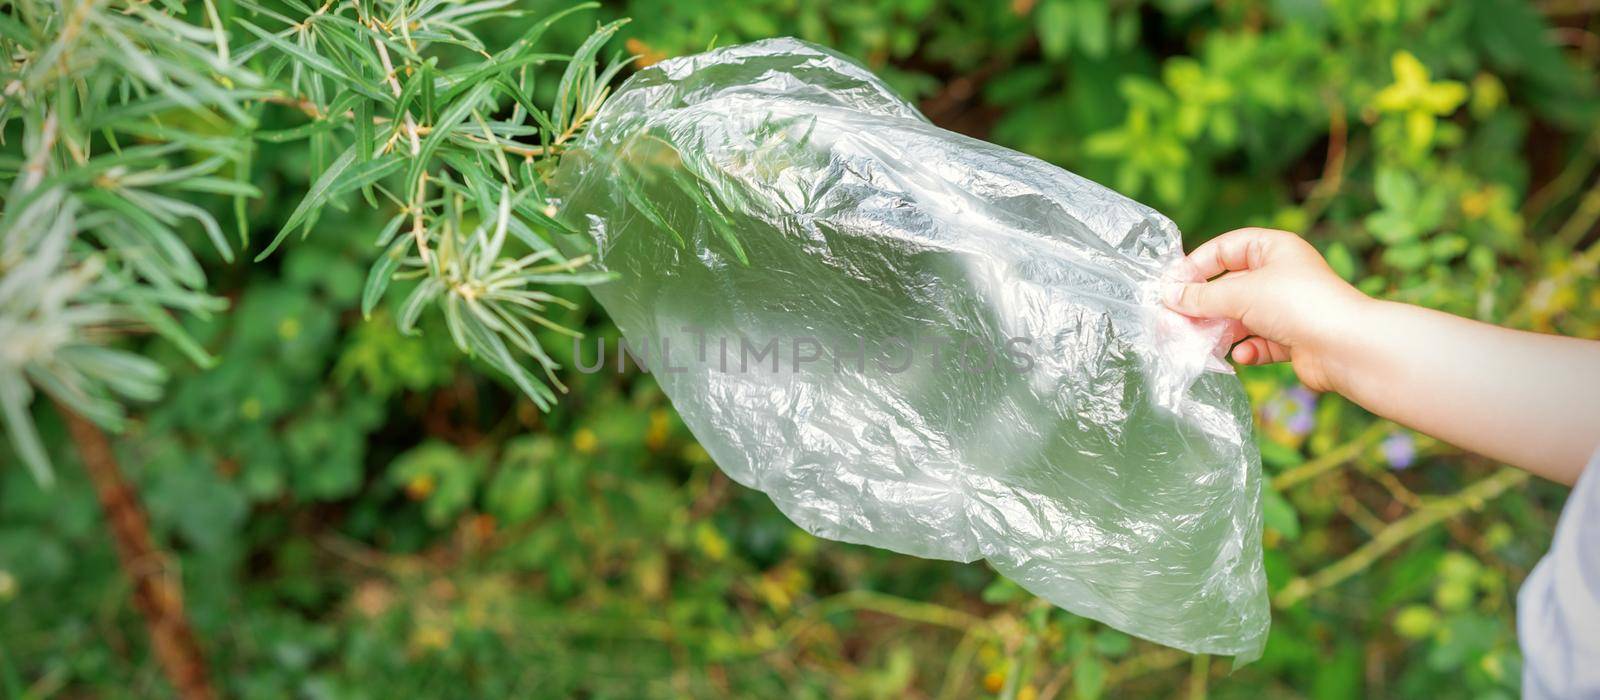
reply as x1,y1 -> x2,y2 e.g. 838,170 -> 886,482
1264,384 -> 1318,437
1286,385 -> 1316,409
1382,432 -> 1417,470
1285,409 -> 1314,437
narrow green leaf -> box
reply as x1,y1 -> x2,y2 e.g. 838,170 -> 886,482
398,278 -> 443,333
554,19 -> 627,133
508,2 -> 598,59
174,177 -> 263,198
362,236 -> 411,319
460,311 -> 556,409
80,191 -> 208,288
669,169 -> 748,265
57,346 -> 167,402
257,147 -> 402,260
504,271 -> 615,286
357,98 -> 378,207
373,211 -> 408,247
404,81 -> 494,202
0,373 -> 54,487
421,59 -> 437,123
238,20 -> 389,102
438,53 -> 562,106
107,267 -> 220,369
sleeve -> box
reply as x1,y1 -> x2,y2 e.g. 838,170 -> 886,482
1518,449 -> 1600,700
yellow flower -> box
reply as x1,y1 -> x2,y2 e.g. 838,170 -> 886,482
1480,652 -> 1507,681
277,317 -> 301,341
644,409 -> 672,451
633,553 -> 668,600
1371,51 -> 1467,150
1471,73 -> 1506,118
1263,528 -> 1282,550
405,474 -> 436,500
754,575 -> 791,613
572,427 -> 599,455
1393,605 -> 1437,639
978,644 -> 1000,666
410,623 -> 451,652
680,442 -> 710,465
695,521 -> 729,561
1373,52 -> 1467,114
1459,187 -> 1493,219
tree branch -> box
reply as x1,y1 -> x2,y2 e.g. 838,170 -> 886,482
57,403 -> 216,700
1271,421 -> 1389,491
1274,466 -> 1529,608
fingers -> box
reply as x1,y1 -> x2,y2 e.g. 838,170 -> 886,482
1231,336 -> 1290,365
1162,273 -> 1254,320
1181,227 -> 1285,281
1220,319 -> 1249,346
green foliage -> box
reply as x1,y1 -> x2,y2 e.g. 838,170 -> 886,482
0,0 -> 621,484
240,0 -> 629,410
3,0 -> 1600,697
0,0 -> 255,483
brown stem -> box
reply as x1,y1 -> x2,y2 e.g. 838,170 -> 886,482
57,404 -> 216,700
1299,93 -> 1350,229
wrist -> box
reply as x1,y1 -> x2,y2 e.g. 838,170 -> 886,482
1301,290 -> 1380,397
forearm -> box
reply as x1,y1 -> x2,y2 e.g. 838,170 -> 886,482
1330,299 -> 1600,484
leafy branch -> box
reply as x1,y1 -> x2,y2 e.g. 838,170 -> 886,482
0,0 -> 263,694
1,0 -> 258,484
242,0 -> 629,409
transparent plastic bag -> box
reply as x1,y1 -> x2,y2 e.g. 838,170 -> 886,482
554,38 -> 1269,660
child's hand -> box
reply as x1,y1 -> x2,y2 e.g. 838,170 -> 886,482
1161,227 -> 1370,393
1161,227 -> 1600,484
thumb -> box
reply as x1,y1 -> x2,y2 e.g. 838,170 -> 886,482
1162,274 -> 1254,320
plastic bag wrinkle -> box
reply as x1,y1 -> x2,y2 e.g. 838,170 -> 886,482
554,37 -> 1269,661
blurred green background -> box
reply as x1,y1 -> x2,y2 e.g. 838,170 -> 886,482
4,0 -> 1599,697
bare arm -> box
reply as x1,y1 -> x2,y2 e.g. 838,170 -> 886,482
1163,227 -> 1600,485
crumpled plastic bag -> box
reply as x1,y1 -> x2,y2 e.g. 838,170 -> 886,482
553,37 -> 1269,660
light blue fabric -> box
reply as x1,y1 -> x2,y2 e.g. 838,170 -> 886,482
1519,449 -> 1600,699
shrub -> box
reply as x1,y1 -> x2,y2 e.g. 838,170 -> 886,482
1,0 -> 1596,697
